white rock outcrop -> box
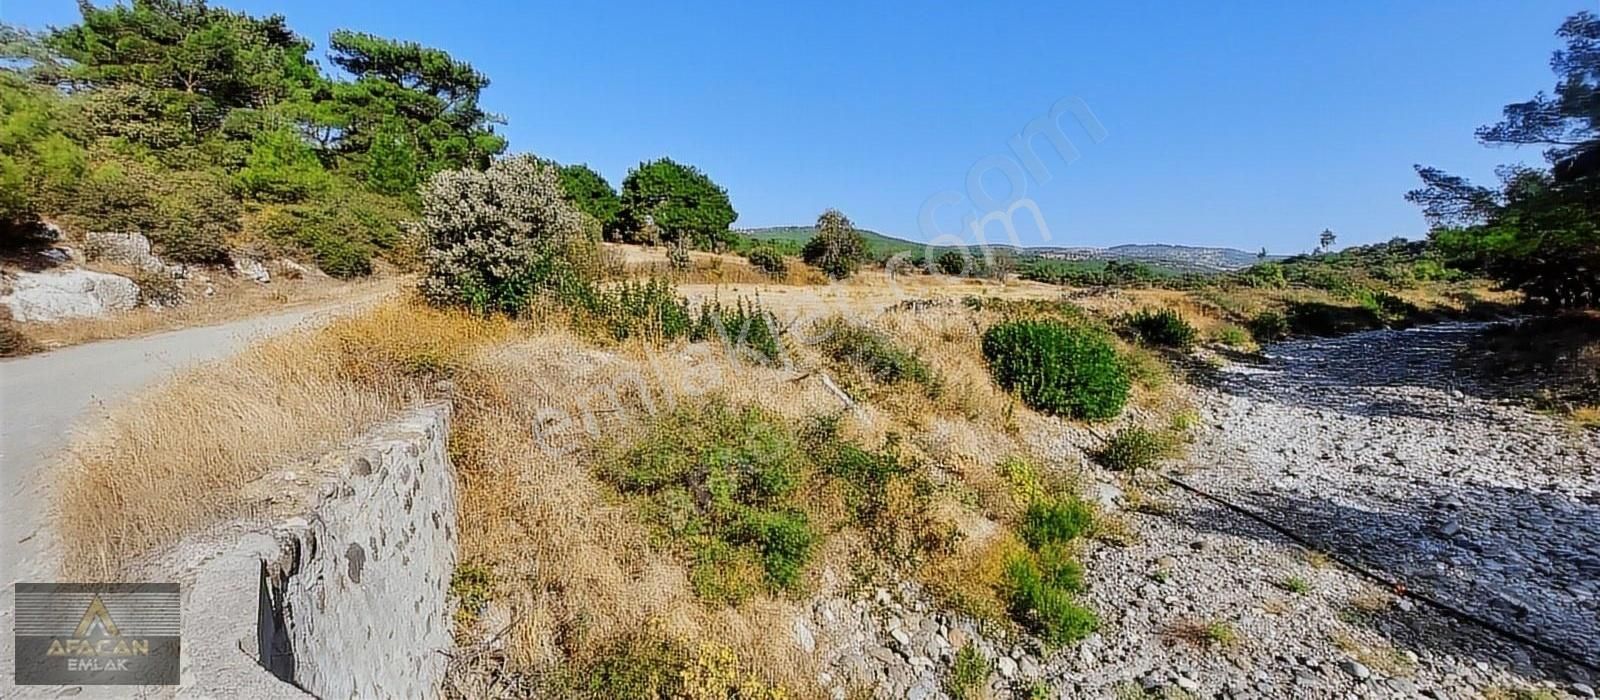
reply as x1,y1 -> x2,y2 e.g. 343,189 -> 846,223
233,258 -> 271,284
85,231 -> 166,271
0,269 -> 139,322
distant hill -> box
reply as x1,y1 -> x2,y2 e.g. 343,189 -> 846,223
738,226 -> 1273,272
737,226 -> 926,258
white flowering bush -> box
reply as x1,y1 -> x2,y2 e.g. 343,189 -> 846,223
419,156 -> 595,313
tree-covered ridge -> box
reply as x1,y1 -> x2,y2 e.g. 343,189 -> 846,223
0,0 -> 508,275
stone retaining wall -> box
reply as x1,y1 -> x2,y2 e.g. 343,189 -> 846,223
256,403 -> 457,698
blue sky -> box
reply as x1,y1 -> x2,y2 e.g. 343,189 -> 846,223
3,1 -> 1586,253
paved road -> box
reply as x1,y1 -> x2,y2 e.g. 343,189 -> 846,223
0,299 -> 375,694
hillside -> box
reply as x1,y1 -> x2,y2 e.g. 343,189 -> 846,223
738,225 -> 928,258
739,226 -> 1272,271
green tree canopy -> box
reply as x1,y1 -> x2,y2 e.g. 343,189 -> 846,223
46,0 -> 317,127
802,209 -> 868,279
615,158 -> 737,248
324,30 -> 505,175
557,163 -> 622,230
1407,11 -> 1600,308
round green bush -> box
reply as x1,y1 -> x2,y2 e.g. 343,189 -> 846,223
745,246 -> 788,276
981,319 -> 1131,421
1093,427 -> 1171,471
1123,307 -> 1197,349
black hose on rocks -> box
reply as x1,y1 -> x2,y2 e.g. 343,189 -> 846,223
1158,471 -> 1600,674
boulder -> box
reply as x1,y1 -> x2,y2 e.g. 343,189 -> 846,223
0,269 -> 140,322
85,232 -> 165,272
233,257 -> 271,284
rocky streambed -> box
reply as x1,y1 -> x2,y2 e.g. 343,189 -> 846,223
807,321 -> 1598,699
1188,322 -> 1599,667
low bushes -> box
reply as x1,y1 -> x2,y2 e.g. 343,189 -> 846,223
1247,310 -> 1289,343
599,403 -> 951,605
1092,427 -> 1173,471
1019,496 -> 1095,548
1003,492 -> 1099,646
805,416 -> 951,562
816,318 -> 942,396
600,402 -> 815,604
981,319 -> 1130,421
945,643 -> 990,700
744,246 -> 788,276
1283,301 -> 1383,337
1122,307 -> 1197,349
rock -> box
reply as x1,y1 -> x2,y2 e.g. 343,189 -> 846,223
85,231 -> 165,271
1087,482 -> 1124,509
1340,660 -> 1371,681
1019,656 -> 1039,678
889,628 -> 911,648
233,258 -> 271,284
1573,682 -> 1595,698
995,655 -> 1018,679
1439,519 -> 1461,537
947,628 -> 968,650
793,618 -> 815,654
1176,675 -> 1199,691
0,269 -> 139,322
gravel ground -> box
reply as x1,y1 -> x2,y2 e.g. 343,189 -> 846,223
1187,322 -> 1599,669
809,321 -> 1598,699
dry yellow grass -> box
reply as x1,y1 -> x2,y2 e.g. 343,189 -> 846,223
57,299 -> 511,579
608,242 -> 827,286
56,260 -> 1205,694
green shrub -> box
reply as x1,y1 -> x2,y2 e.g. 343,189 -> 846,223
1035,542 -> 1086,591
602,402 -> 814,603
945,643 -> 990,700
1211,323 -> 1253,348
692,297 -> 782,365
817,319 -> 941,395
804,417 -> 949,561
981,319 -> 1131,421
666,239 -> 692,271
419,156 -> 594,314
738,508 -> 815,589
1247,310 -> 1289,343
745,246 -> 788,276
147,172 -> 238,263
449,561 -> 494,627
1093,427 -> 1172,471
1002,552 -> 1098,646
1019,495 -> 1095,548
1284,301 -> 1383,337
1123,307 -> 1197,349
132,269 -> 182,306
587,277 -> 694,341
233,126 -> 331,203
936,249 -> 970,276
1370,291 -> 1421,318
808,420 -> 906,526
